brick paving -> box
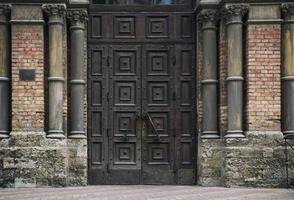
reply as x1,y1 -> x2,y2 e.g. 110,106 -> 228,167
0,186 -> 293,200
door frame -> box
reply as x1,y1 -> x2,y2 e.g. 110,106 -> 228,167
87,7 -> 198,185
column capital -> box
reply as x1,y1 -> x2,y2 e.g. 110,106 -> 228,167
0,4 -> 11,16
42,4 -> 66,19
222,4 -> 249,24
67,9 -> 88,29
282,3 -> 294,22
0,4 -> 11,22
198,9 -> 218,29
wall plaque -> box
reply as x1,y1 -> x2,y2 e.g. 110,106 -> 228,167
19,69 -> 35,81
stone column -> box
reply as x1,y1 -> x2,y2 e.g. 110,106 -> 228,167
67,10 -> 87,139
198,9 -> 219,139
42,4 -> 66,138
282,4 -> 294,139
0,5 -> 10,138
223,4 -> 248,138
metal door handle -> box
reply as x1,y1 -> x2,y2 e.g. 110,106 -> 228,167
142,112 -> 160,140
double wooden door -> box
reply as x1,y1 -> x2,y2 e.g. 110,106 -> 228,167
88,12 -> 196,185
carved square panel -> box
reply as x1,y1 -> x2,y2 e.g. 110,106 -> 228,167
114,81 -> 136,105
180,81 -> 192,106
147,82 -> 169,105
114,51 -> 136,75
114,112 -> 136,136
114,143 -> 136,164
92,111 -> 102,137
147,112 -> 168,136
91,49 -> 102,75
147,16 -> 169,38
91,142 -> 102,165
180,50 -> 192,75
119,86 -> 131,101
92,81 -> 102,106
152,148 -> 164,160
181,16 -> 192,38
114,17 -> 136,38
148,143 -> 169,165
91,15 -> 102,38
147,51 -> 169,75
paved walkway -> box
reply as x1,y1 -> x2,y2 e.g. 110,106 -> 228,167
0,186 -> 293,200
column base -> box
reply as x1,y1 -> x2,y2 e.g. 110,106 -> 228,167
225,130 -> 245,138
0,130 -> 9,138
47,130 -> 65,139
69,131 -> 86,139
201,131 -> 220,139
283,131 -> 294,139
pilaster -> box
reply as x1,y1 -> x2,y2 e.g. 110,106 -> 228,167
198,9 -> 220,139
281,3 -> 294,139
67,9 -> 87,139
222,4 -> 248,138
0,4 -> 11,138
43,4 -> 67,138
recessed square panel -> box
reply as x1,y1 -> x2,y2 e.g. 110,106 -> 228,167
91,16 -> 102,38
114,17 -> 136,38
114,82 -> 136,105
147,112 -> 168,136
114,112 -> 136,136
91,142 -> 102,165
180,50 -> 192,75
147,82 -> 168,105
119,86 -> 131,101
114,143 -> 136,165
147,16 -> 169,38
152,148 -> 164,160
181,142 -> 192,165
114,51 -> 136,75
180,81 -> 192,106
148,143 -> 169,165
181,111 -> 192,136
91,49 -> 102,75
147,51 -> 169,75
181,16 -> 192,38
92,112 -> 102,137
92,81 -> 102,106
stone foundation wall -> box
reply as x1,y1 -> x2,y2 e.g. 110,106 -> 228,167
198,132 -> 294,188
0,132 -> 87,187
224,131 -> 294,188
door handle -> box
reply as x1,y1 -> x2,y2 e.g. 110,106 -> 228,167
142,112 -> 160,140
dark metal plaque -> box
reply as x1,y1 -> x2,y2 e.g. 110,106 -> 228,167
19,69 -> 35,81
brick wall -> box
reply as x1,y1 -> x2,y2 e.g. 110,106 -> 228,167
246,24 -> 281,131
11,25 -> 44,131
